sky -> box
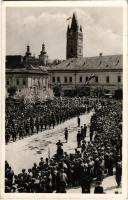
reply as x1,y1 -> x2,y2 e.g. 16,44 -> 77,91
6,7 -> 123,60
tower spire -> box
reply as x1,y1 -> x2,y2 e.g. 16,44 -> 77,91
71,12 -> 78,32
41,43 -> 46,54
67,24 -> 70,32
80,25 -> 82,32
66,12 -> 83,59
25,45 -> 31,56
39,43 -> 48,65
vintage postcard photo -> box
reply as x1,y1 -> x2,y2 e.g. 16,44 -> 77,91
1,1 -> 128,199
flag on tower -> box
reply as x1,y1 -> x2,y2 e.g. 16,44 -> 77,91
66,17 -> 72,20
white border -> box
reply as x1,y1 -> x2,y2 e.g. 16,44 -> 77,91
1,1 -> 128,200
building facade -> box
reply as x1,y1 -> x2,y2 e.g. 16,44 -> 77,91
6,12 -> 123,97
48,54 -> 122,95
49,13 -> 122,96
6,67 -> 52,98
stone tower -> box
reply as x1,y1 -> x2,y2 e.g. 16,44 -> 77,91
39,43 -> 48,66
24,45 -> 32,68
66,13 -> 83,59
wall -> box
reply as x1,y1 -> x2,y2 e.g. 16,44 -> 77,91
49,70 -> 122,93
6,73 -> 49,97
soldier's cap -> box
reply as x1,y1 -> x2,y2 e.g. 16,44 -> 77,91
96,181 -> 101,185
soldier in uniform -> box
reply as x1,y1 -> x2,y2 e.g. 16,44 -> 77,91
35,117 -> 39,134
64,128 -> 68,143
89,125 -> 94,141
77,116 -> 80,127
30,117 -> 34,135
11,128 -> 16,142
44,118 -> 47,130
83,124 -> 87,138
115,161 -> 122,187
40,117 -> 44,132
5,129 -> 10,144
59,169 -> 67,193
80,126 -> 84,141
77,130 -> 81,148
94,181 -> 104,193
24,120 -> 30,136
52,116 -> 56,129
19,124 -> 24,140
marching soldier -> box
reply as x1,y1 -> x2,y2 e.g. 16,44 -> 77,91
35,117 -> 39,134
83,124 -> 87,138
77,116 -> 80,127
40,117 -> 44,132
30,117 -> 34,135
77,130 -> 81,148
19,124 -> 24,139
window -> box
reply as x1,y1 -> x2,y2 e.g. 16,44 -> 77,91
80,77 -> 82,83
95,76 -> 98,83
86,77 -> 88,82
52,77 -> 55,83
23,79 -> 26,85
17,79 -> 19,85
7,80 -> 9,86
106,76 -> 109,83
118,76 -> 121,83
64,77 -> 67,83
57,77 -> 60,83
69,77 -> 72,83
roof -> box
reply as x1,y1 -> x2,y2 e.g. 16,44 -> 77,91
6,65 -> 48,75
48,55 -> 122,71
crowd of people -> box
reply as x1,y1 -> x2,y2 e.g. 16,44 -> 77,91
5,97 -> 92,144
5,98 -> 122,193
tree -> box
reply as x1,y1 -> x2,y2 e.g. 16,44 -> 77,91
92,87 -> 104,97
114,89 -> 123,99
53,85 -> 61,97
76,86 -> 90,97
64,89 -> 76,97
7,86 -> 17,97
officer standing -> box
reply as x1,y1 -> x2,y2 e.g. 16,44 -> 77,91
77,130 -> 81,148
64,128 -> 68,143
77,116 -> 80,127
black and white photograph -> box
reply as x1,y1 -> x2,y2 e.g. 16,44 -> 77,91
1,1 -> 128,197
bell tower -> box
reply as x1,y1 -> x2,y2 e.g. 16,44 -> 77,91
66,13 -> 83,59
39,43 -> 48,66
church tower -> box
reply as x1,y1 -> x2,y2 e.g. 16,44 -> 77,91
24,45 -> 32,68
39,43 -> 48,66
66,13 -> 83,59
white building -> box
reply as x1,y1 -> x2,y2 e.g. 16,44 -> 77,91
6,66 -> 52,98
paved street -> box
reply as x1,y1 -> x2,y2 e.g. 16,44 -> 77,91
6,111 -> 121,193
6,112 -> 92,173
